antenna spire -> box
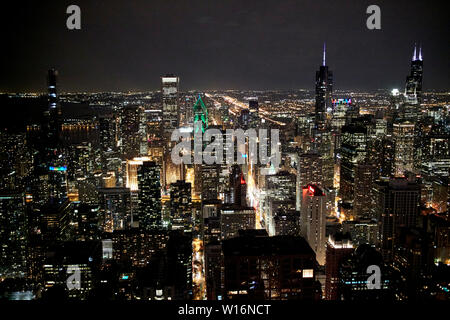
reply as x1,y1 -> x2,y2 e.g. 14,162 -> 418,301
413,43 -> 417,61
322,42 -> 326,66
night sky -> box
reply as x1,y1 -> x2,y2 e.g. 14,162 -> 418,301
1,0 -> 449,92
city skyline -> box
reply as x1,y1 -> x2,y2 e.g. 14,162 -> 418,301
0,0 -> 449,307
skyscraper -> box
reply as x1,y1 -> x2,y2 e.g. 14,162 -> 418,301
405,44 -> 423,105
170,180 -> 192,232
161,75 -> 180,138
300,184 -> 327,265
325,232 -> 353,300
374,177 -> 421,261
193,94 -> 208,133
314,43 -> 333,130
137,161 -> 162,230
393,121 -> 415,176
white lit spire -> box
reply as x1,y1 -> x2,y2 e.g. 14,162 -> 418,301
322,42 -> 326,66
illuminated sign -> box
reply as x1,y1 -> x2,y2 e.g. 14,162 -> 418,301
331,98 -> 352,106
49,166 -> 67,171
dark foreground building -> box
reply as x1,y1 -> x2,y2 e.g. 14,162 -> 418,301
222,230 -> 321,300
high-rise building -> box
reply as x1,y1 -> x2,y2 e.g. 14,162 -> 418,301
405,44 -> 423,105
325,232 -> 353,300
193,94 -> 208,133
0,192 -> 27,277
222,230 -> 321,300
353,163 -> 377,219
339,123 -> 369,205
314,43 -> 333,130
338,244 -> 397,301
300,184 -> 327,265
273,209 -> 300,236
137,161 -> 162,231
161,75 -> 180,138
393,121 -> 415,176
298,152 -> 323,187
169,180 -> 192,232
220,205 -> 256,240
248,97 -> 260,128
98,187 -> 131,232
374,177 -> 421,261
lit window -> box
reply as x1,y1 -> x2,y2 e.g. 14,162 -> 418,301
303,269 -> 314,278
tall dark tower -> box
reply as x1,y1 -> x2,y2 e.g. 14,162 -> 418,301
405,44 -> 423,104
137,161 -> 162,231
315,43 -> 333,130
31,69 -> 67,205
44,69 -> 62,146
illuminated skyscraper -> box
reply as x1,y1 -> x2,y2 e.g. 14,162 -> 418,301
405,44 -> 423,105
169,180 -> 192,232
0,192 -> 27,277
137,161 -> 162,230
193,94 -> 208,133
300,185 -> 327,265
314,43 -> 333,130
393,121 -> 415,176
161,75 -> 180,138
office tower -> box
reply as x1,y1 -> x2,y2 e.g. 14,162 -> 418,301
98,114 -> 117,159
273,209 -> 300,236
40,200 -> 73,241
98,187 -> 131,232
169,180 -> 192,232
0,192 -> 27,277
264,171 -> 297,235
120,106 -> 141,160
201,164 -> 220,202
339,244 -> 396,301
314,43 -> 333,130
325,232 -> 353,300
222,230 -> 321,300
393,121 -> 415,176
193,94 -> 208,133
238,109 -> 250,129
229,165 -> 247,207
405,44 -> 423,105
42,241 -> 101,300
298,152 -> 323,187
205,242 -> 222,300
30,70 -> 67,205
45,68 -> 62,144
248,97 -> 260,128
111,229 -> 169,267
342,219 -> 378,247
368,136 -> 394,179
138,107 -> 148,156
417,121 -> 450,177
393,225 -> 434,300
353,163 -> 377,219
374,177 -> 421,261
339,123 -> 369,206
161,75 -> 180,138
300,185 -> 327,265
72,203 -> 102,241
165,231 -> 193,300
137,161 -> 162,231
220,205 -> 256,240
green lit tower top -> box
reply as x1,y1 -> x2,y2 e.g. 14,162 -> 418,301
193,94 -> 208,133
